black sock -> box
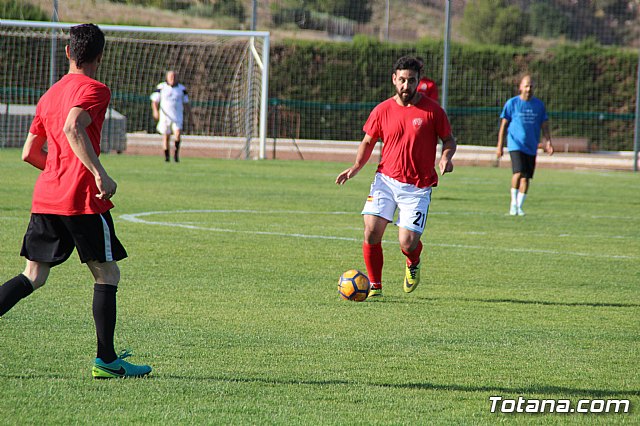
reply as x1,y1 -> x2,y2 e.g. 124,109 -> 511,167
174,140 -> 180,161
0,274 -> 34,316
92,284 -> 118,363
164,149 -> 170,161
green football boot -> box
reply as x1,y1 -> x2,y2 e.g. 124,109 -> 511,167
92,350 -> 152,379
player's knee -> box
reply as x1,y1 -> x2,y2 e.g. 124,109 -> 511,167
89,261 -> 120,285
363,228 -> 383,244
22,264 -> 50,289
102,264 -> 121,285
398,240 -> 411,253
399,237 -> 419,253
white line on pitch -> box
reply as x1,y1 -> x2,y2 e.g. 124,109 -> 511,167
119,210 -> 637,260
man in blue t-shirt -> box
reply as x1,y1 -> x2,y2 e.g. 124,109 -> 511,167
496,75 -> 554,216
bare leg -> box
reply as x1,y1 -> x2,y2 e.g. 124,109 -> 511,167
173,128 -> 182,162
163,134 -> 171,161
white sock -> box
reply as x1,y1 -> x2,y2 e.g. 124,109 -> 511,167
510,188 -> 518,206
516,192 -> 527,208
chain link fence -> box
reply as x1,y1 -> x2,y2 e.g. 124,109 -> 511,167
3,1 -> 640,159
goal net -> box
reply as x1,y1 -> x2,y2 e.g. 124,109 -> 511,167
0,20 -> 270,159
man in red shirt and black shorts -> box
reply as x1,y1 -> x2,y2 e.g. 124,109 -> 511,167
336,56 -> 457,298
0,24 -> 151,378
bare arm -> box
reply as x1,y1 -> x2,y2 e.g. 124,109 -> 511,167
439,134 -> 457,175
497,118 -> 509,158
22,133 -> 48,170
151,101 -> 160,121
335,134 -> 377,185
63,107 -> 116,200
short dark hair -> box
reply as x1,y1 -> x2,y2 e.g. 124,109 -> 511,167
393,56 -> 422,76
69,24 -> 105,68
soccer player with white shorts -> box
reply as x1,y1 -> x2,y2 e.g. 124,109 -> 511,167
362,173 -> 432,235
151,70 -> 190,162
336,56 -> 457,298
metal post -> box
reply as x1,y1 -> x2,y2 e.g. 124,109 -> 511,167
634,46 -> 640,172
1,104 -> 8,148
244,0 -> 258,159
258,34 -> 270,160
383,0 -> 390,41
49,0 -> 59,87
441,0 -> 452,112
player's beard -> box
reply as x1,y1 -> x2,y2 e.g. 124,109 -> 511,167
397,87 -> 417,105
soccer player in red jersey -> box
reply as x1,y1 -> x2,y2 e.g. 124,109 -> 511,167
416,57 -> 439,103
0,24 -> 151,378
336,56 -> 457,298
417,77 -> 439,103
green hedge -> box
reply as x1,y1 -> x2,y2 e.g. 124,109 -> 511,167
269,38 -> 638,150
2,29 -> 637,151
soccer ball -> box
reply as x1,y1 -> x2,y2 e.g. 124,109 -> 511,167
338,269 -> 370,302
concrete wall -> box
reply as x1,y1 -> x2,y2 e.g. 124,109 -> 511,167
0,104 -> 127,153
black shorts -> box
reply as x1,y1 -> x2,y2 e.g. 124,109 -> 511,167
509,150 -> 536,179
20,212 -> 128,267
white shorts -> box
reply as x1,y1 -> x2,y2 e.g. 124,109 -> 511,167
361,172 -> 432,234
156,116 -> 182,135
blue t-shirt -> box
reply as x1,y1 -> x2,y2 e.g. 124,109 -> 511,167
500,96 -> 548,156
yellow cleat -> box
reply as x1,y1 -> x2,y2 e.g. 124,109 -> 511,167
368,286 -> 383,299
403,262 -> 421,293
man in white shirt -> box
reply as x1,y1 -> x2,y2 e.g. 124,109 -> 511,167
150,70 -> 191,162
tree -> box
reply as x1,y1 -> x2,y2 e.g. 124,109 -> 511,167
306,0 -> 372,23
461,0 -> 529,46
213,0 -> 246,22
529,1 -> 569,38
0,0 -> 49,21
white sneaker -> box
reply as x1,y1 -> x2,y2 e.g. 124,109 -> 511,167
517,207 -> 526,216
509,204 -> 517,216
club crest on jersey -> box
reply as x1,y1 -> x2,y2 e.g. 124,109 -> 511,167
412,118 -> 423,129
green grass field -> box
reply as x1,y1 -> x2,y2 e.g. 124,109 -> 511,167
0,149 -> 638,425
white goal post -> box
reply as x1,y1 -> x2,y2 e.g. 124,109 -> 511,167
0,20 -> 270,159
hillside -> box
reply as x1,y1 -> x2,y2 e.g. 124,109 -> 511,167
20,0 -> 461,43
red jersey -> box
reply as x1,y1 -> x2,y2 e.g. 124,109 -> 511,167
29,73 -> 113,215
417,77 -> 438,102
364,95 -> 451,188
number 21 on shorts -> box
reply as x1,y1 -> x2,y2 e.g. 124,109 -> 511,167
412,209 -> 428,231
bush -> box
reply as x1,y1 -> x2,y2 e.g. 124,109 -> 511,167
461,0 -> 528,46
267,39 -> 636,150
528,1 -> 569,39
212,0 -> 245,22
1,0 -> 49,21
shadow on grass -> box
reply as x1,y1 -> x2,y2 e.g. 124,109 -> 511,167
0,372 -> 637,399
405,296 -> 640,309
470,298 -> 640,308
157,374 -> 640,398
